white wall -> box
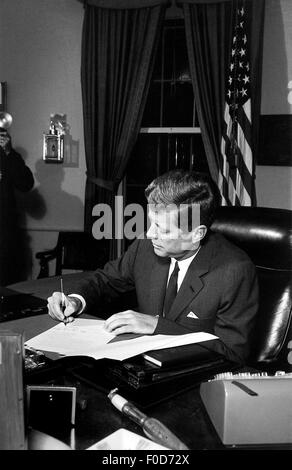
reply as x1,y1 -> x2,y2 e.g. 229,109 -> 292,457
0,0 -> 86,278
257,0 -> 292,209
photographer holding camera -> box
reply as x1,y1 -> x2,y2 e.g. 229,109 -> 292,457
0,128 -> 34,285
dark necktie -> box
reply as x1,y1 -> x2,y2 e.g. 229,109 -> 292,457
163,261 -> 180,317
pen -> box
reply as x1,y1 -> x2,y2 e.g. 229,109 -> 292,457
108,388 -> 188,450
60,277 -> 67,325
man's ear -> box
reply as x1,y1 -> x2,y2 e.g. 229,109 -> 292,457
192,225 -> 207,244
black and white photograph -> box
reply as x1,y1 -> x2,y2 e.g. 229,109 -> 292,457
0,0 -> 291,457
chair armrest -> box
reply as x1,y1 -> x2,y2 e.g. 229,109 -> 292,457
35,248 -> 57,261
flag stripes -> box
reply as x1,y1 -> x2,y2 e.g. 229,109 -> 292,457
218,0 -> 254,206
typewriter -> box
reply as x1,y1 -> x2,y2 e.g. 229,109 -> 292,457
200,370 -> 292,446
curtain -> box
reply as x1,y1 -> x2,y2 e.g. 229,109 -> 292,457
81,0 -> 168,258
178,0 -> 265,206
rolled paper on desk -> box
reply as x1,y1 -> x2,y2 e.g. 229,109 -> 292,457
108,388 -> 189,450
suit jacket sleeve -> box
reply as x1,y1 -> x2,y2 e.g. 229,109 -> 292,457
76,239 -> 139,314
214,258 -> 259,363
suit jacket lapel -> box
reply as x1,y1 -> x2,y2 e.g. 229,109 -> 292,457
167,238 -> 214,321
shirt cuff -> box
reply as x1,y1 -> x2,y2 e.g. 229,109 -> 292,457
68,294 -> 86,315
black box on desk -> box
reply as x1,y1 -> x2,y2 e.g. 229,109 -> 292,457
26,385 -> 76,433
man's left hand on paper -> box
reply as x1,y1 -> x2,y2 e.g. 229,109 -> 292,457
104,310 -> 158,335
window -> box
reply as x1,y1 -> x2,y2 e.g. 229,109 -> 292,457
123,18 -> 209,246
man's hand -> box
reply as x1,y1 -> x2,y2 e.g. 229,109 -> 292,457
0,132 -> 12,155
47,292 -> 81,323
103,310 -> 158,335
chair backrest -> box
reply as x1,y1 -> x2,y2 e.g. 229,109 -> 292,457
211,206 -> 292,372
55,232 -> 109,275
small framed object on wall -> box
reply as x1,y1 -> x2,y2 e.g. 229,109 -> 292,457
258,114 -> 292,166
43,114 -> 67,163
43,133 -> 64,163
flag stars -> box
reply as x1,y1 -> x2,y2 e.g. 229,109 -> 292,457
226,4 -> 250,105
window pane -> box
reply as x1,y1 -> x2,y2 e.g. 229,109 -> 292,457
127,134 -> 209,187
164,24 -> 189,82
191,134 -> 210,174
127,134 -> 160,185
141,83 -> 161,127
163,82 -> 194,127
143,18 -> 194,128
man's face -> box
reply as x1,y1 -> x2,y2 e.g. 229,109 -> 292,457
146,207 -> 197,260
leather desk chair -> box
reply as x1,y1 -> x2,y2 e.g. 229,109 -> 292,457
211,207 -> 292,373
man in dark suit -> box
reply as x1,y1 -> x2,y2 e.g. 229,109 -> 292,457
47,170 -> 258,364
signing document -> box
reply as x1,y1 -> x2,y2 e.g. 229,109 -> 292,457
25,318 -> 217,361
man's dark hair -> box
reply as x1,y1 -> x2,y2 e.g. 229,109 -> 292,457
145,169 -> 220,229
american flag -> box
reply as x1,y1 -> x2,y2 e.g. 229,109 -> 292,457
219,1 -> 254,206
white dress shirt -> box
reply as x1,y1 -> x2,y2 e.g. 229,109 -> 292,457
166,247 -> 201,293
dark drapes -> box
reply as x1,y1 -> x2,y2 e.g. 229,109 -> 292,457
81,0 -> 168,257
178,0 -> 265,205
180,0 -> 231,184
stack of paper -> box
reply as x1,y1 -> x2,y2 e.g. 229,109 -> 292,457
25,318 -> 218,361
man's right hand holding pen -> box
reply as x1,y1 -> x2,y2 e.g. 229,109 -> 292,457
47,292 -> 82,324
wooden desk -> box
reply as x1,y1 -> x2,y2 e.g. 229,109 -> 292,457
8,272 -> 91,299
3,274 -> 224,450
4,274 -> 290,452
6,273 -> 93,341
